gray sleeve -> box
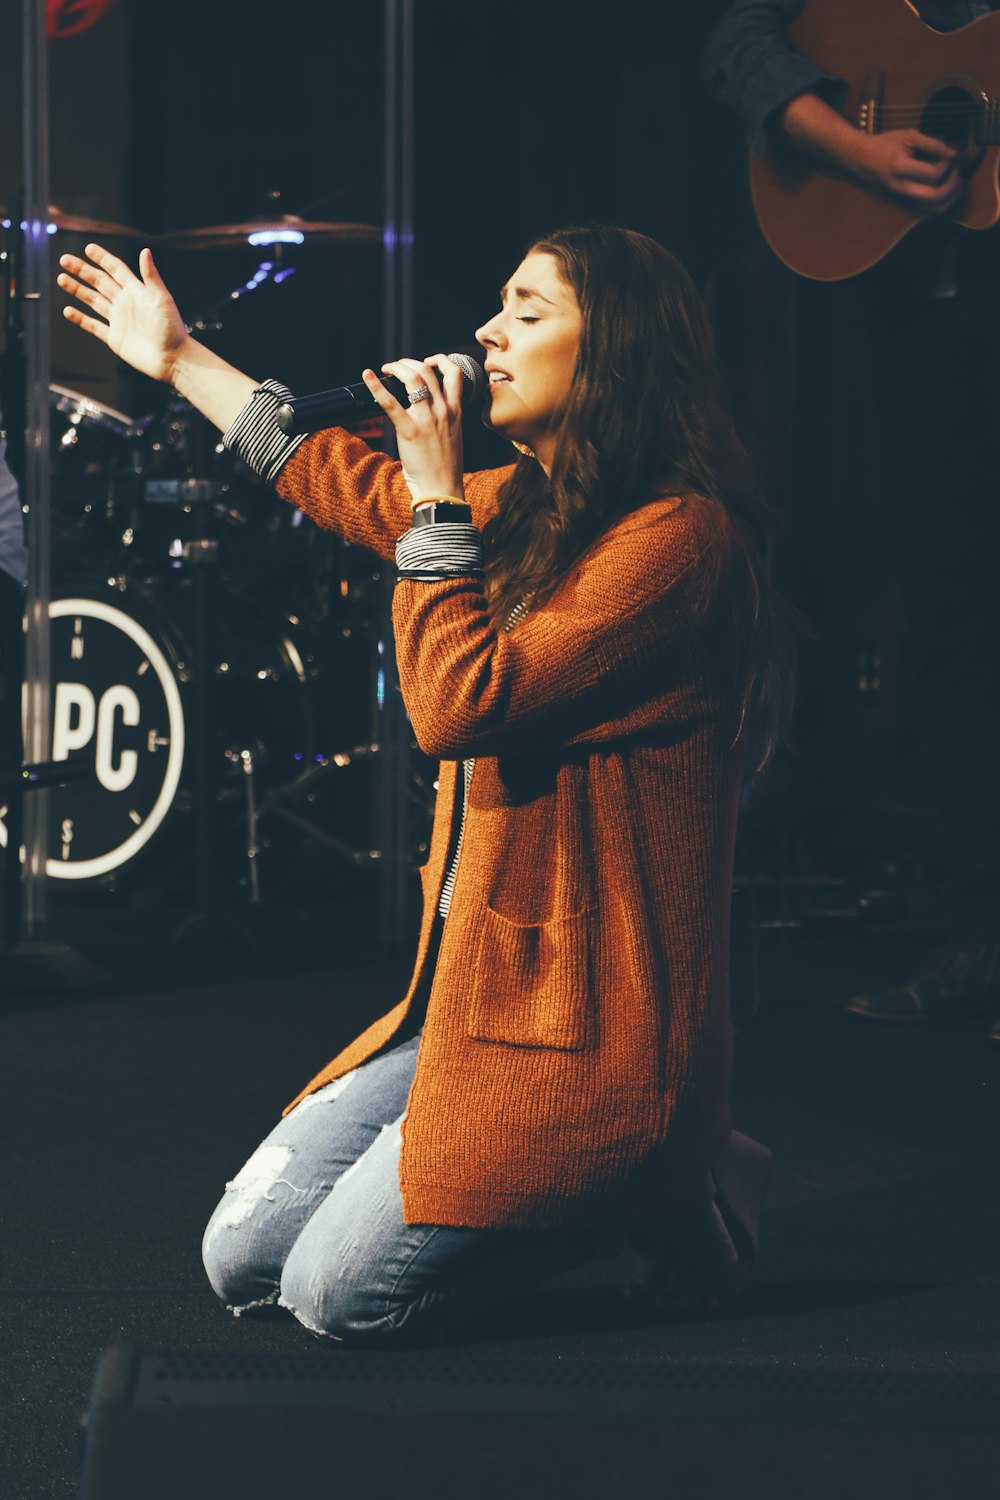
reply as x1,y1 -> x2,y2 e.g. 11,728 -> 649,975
221,379 -> 310,484
0,424 -> 26,586
700,0 -> 846,155
395,523 -> 484,581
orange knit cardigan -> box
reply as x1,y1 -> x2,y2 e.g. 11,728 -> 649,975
277,428 -> 742,1230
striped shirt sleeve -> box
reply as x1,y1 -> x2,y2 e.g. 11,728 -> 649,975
222,379 -> 309,484
395,522 -> 484,581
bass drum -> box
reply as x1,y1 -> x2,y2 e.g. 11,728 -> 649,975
39,575 -> 322,886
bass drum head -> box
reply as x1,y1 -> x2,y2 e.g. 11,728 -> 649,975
40,577 -> 317,885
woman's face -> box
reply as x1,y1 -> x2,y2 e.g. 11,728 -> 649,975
475,252 -> 583,472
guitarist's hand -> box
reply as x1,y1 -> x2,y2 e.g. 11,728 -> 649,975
853,130 -> 964,215
781,95 -> 965,216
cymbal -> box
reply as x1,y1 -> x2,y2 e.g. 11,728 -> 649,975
157,214 -> 382,249
1,206 -> 150,241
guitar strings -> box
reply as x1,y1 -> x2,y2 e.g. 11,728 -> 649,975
850,102 -> 994,133
870,104 -> 989,116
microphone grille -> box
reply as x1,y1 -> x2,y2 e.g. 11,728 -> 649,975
447,352 -> 486,403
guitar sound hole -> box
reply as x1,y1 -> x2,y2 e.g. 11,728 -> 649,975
920,87 -> 976,149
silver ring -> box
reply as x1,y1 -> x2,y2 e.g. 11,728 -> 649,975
407,385 -> 431,406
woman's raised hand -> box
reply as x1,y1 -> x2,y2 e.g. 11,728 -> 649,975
57,244 -> 190,385
362,356 -> 466,503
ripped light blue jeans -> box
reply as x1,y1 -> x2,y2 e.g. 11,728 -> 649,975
201,1032 -> 609,1346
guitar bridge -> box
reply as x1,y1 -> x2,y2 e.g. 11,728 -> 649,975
857,71 -> 885,135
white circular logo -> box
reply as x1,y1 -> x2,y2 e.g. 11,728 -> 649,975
0,597 -> 185,879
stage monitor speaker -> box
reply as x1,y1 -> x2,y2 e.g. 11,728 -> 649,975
77,1343 -> 1000,1500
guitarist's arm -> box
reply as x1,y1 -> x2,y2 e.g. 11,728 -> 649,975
780,91 -> 964,214
701,0 -> 845,154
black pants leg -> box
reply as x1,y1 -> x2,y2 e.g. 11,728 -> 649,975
869,279 -> 1000,944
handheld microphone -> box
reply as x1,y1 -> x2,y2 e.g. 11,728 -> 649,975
275,352 -> 485,436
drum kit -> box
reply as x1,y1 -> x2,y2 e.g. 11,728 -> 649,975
2,204 -> 434,908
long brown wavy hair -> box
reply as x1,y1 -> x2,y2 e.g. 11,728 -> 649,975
482,223 -> 797,776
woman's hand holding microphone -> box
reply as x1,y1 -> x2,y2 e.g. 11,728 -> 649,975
362,357 -> 467,507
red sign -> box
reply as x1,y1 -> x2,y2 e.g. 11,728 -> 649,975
47,0 -> 117,39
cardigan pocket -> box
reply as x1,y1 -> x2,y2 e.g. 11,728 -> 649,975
468,907 -> 591,1051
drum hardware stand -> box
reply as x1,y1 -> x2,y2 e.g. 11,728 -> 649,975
256,743 -> 387,868
253,738 -> 435,872
169,509 -> 252,949
225,746 -> 262,905
0,751 -> 106,989
182,254 -> 297,339
1,189 -> 103,988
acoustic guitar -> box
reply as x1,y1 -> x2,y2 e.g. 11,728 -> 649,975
748,0 -> 1000,280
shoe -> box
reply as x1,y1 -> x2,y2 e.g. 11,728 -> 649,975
626,1131 -> 773,1314
846,944 -> 1000,1022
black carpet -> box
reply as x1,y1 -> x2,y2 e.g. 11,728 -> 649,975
2,893 -> 998,1498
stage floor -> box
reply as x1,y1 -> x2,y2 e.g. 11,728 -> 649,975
2,901 -> 998,1497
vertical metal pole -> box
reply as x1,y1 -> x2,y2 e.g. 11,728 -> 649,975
378,0 -> 415,945
21,0 -> 52,936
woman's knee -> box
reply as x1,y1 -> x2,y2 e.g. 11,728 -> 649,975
201,1140 -> 316,1309
201,1192 -> 277,1310
277,1233 -> 377,1341
277,1227 -> 453,1346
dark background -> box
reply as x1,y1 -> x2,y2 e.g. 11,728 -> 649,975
6,15 -> 1000,1499
2,0 -> 934,927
